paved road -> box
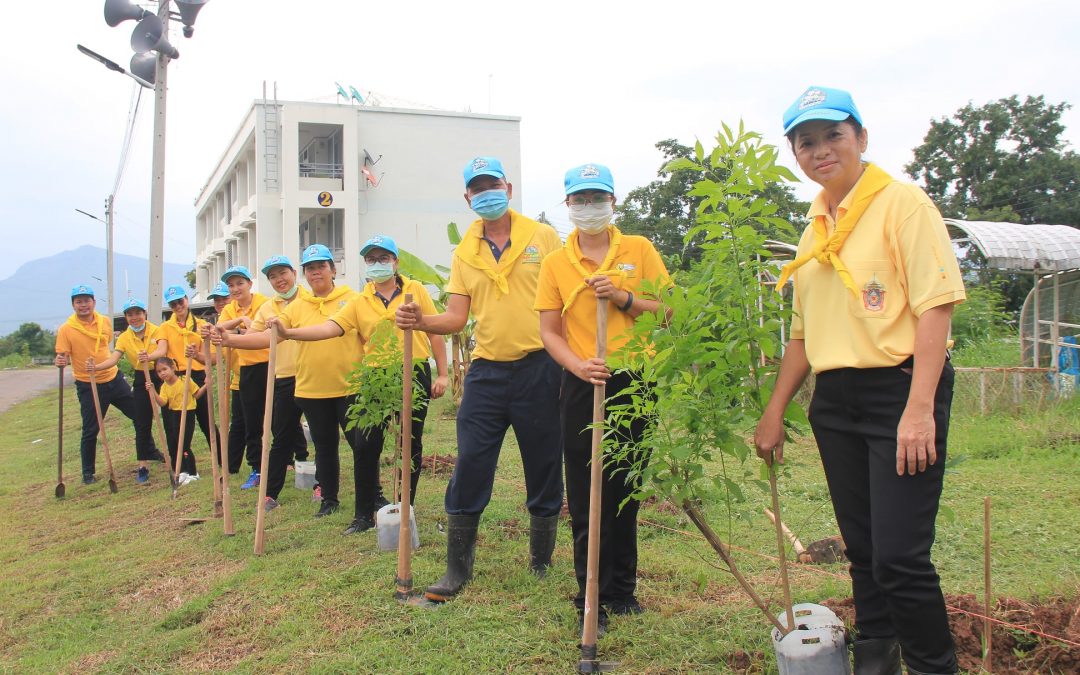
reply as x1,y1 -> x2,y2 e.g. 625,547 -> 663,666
0,368 -> 72,414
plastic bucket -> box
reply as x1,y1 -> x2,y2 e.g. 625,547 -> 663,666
771,603 -> 850,675
294,460 -> 316,490
376,503 -> 420,551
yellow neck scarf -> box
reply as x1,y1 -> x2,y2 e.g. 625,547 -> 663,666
65,312 -> 110,353
363,276 -> 409,322
776,163 -> 894,296
169,312 -> 199,346
303,284 -> 352,316
453,211 -> 538,297
561,226 -> 627,315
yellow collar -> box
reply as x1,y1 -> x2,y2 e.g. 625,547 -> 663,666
453,210 -> 538,297
65,313 -> 111,352
561,226 -> 627,314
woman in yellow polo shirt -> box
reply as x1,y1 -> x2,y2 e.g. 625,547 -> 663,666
90,298 -> 167,483
267,244 -> 363,518
536,163 -> 670,630
158,284 -> 219,454
754,87 -> 966,675
283,235 -> 449,535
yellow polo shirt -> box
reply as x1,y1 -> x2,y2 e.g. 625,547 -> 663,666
447,210 -> 561,362
790,180 -> 966,373
535,227 -> 670,363
56,313 -> 117,383
331,276 -> 437,365
159,314 -> 209,372
159,376 -> 199,411
277,285 -> 362,398
114,322 -> 165,370
219,293 -> 270,367
251,288 -> 309,379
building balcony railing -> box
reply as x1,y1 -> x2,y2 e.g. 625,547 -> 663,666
299,162 -> 343,179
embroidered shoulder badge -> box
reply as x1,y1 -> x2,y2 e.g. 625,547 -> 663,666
522,245 -> 541,264
862,275 -> 886,312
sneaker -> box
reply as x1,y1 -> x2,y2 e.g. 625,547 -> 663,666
264,497 -> 279,513
314,501 -> 339,518
240,471 -> 260,490
311,485 -> 322,503
82,474 -> 97,485
343,514 -> 375,534
607,597 -> 645,616
178,472 -> 191,486
136,467 -> 150,484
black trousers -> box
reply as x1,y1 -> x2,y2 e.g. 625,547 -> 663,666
296,395 -> 361,507
227,389 -> 246,473
810,361 -> 957,674
131,369 -> 162,461
562,370 -> 651,610
265,376 -> 309,500
74,374 -> 137,477
352,363 -> 431,519
162,408 -> 197,475
445,350 -> 563,517
186,370 -> 219,453
238,362 -> 269,472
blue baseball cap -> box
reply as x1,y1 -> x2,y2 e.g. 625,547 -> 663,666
783,86 -> 863,135
463,156 -> 505,187
164,284 -> 188,303
564,163 -> 615,195
122,298 -> 147,313
70,284 -> 95,298
261,255 -> 295,276
360,235 -> 399,258
221,265 -> 253,283
207,281 -> 230,299
301,244 -> 334,266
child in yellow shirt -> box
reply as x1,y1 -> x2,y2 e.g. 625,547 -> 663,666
148,357 -> 206,486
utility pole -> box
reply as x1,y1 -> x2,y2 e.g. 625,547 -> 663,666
146,2 -> 170,324
105,195 -> 115,322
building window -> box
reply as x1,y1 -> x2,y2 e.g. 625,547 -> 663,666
298,123 -> 344,179
299,209 -> 344,261
226,239 -> 237,267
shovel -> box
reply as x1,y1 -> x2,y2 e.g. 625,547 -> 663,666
56,364 -> 65,499
141,362 -> 178,494
395,294 -> 415,602
174,354 -> 194,487
253,323 -> 278,555
764,508 -> 846,564
88,363 -> 119,493
201,338 -> 223,516
215,343 -> 235,536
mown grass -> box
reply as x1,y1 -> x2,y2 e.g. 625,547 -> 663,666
0,382 -> 1077,673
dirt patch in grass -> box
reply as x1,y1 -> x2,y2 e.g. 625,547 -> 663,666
420,454 -> 456,470
822,593 -> 1079,674
723,649 -> 767,673
61,649 -> 116,673
113,558 -> 243,619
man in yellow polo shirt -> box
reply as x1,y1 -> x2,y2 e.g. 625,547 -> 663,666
54,284 -> 138,485
396,156 -> 564,603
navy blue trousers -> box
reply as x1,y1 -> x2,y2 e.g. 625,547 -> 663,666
74,374 -> 136,477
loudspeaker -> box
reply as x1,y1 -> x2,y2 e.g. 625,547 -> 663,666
129,53 -> 157,87
104,0 -> 145,27
175,0 -> 209,31
130,14 -> 179,59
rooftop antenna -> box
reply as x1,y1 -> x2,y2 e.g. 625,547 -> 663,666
349,85 -> 365,105
335,82 -> 349,103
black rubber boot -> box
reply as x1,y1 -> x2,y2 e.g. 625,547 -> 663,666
424,514 -> 480,602
529,514 -> 559,577
904,667 -> 957,675
852,637 -> 902,675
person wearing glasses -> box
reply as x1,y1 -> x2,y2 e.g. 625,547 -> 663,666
276,235 -> 449,534
158,284 -> 219,453
754,86 -> 965,675
536,163 -> 670,632
395,156 -> 564,603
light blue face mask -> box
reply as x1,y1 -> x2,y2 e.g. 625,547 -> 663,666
469,189 -> 509,221
130,323 -> 146,333
276,285 -> 299,300
366,262 -> 395,283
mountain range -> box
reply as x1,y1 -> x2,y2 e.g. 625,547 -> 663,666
0,246 -> 192,335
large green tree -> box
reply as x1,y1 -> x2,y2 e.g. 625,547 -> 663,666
905,95 -> 1080,226
0,323 -> 55,357
617,139 -> 808,268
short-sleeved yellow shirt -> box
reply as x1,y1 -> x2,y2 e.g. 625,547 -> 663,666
535,227 -> 670,363
278,285 -> 362,399
56,313 -> 117,383
114,322 -> 165,370
219,293 -> 270,367
789,179 -> 966,373
159,376 -> 199,411
331,276 -> 438,366
158,314 -> 210,372
251,288 -> 309,379
447,210 -> 561,362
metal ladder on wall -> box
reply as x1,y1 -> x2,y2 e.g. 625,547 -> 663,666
263,81 -> 280,193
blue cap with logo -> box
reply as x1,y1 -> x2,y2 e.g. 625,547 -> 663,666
207,282 -> 230,299
261,255 -> 295,276
221,265 -> 253,283
783,86 -> 863,135
564,163 -> 615,195
164,284 -> 188,303
122,298 -> 147,313
360,235 -> 399,258
70,284 -> 95,298
301,244 -> 334,266
463,156 -> 505,187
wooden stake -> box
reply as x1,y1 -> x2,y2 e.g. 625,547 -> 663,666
215,343 -> 235,535
769,457 -> 796,636
983,496 -> 992,674
174,354 -> 194,485
581,299 -> 609,658
141,362 -> 177,494
88,364 -> 119,493
395,293 -> 415,601
55,365 -> 65,498
202,339 -> 222,514
253,324 -> 278,555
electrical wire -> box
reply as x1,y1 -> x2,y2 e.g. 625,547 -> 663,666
112,82 -> 144,196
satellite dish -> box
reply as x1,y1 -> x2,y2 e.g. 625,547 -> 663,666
175,0 -> 209,38
103,0 -> 145,27
130,53 -> 157,87
131,14 -> 179,59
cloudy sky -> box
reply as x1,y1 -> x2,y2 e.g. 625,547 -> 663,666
2,0 -> 1078,277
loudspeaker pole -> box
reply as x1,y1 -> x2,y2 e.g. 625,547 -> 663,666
147,1 -> 170,324
106,195 -> 115,324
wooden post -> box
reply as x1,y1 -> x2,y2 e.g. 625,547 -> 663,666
202,339 -> 222,514
580,299 -> 609,662
253,324 -> 278,555
215,343 -> 235,536
983,496 -> 992,674
174,354 -> 194,485
395,293 -> 415,601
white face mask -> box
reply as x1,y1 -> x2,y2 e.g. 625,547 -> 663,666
569,202 -> 614,235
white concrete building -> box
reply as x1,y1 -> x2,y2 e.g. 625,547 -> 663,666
193,98 -> 522,296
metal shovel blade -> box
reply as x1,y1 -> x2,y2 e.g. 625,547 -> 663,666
55,482 -> 65,499
108,478 -> 119,493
